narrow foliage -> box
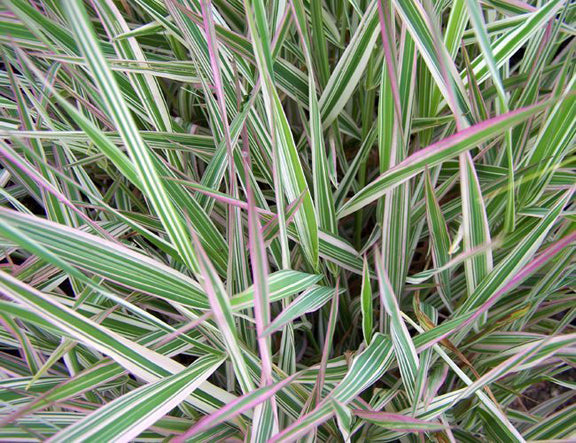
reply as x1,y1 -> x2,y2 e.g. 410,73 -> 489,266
0,0 -> 573,441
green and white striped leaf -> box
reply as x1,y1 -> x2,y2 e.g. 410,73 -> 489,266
375,254 -> 419,400
50,353 -> 225,442
338,101 -> 551,217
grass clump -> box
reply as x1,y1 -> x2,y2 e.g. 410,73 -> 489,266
0,0 -> 574,441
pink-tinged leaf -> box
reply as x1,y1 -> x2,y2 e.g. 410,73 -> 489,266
173,374 -> 298,442
261,191 -> 306,243
338,100 -> 553,217
199,0 -> 236,191
0,141 -> 115,242
245,115 -> 278,436
376,0 -> 403,125
316,280 -> 339,401
415,193 -> 576,352
269,334 -> 394,442
353,410 -> 447,432
189,230 -> 254,394
165,178 -> 272,215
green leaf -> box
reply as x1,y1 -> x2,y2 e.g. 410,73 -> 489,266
360,257 -> 374,344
